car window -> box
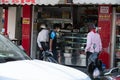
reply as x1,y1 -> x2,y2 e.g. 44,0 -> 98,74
0,34 -> 31,63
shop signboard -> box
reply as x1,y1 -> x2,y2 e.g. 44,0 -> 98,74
22,18 -> 30,24
98,5 -> 112,68
99,14 -> 111,21
1,0 -> 35,4
22,5 -> 31,56
98,5 -> 112,48
100,6 -> 109,13
0,0 -> 60,5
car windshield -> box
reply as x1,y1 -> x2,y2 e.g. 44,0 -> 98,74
0,34 -> 31,63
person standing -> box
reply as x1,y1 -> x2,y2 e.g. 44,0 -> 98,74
37,23 -> 49,60
49,24 -> 60,62
85,24 -> 102,66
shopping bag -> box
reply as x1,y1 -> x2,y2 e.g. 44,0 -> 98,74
93,67 -> 100,78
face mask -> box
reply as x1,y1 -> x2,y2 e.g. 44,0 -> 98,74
57,28 -> 60,32
95,28 -> 98,32
56,32 -> 59,37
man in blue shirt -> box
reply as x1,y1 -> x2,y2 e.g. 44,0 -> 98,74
49,24 -> 60,61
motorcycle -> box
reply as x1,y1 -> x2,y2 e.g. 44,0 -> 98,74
87,53 -> 120,80
99,67 -> 120,80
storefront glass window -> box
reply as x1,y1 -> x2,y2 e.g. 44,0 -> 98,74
115,6 -> 120,67
32,6 -> 98,67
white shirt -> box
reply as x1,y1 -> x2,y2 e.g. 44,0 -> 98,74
85,31 -> 102,53
37,29 -> 49,48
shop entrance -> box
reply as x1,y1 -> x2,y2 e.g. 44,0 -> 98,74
31,6 -> 98,67
31,6 -> 73,60
114,7 -> 120,67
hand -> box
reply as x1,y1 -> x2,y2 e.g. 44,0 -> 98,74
40,47 -> 43,50
84,51 -> 86,55
84,50 -> 87,55
49,49 -> 52,52
81,50 -> 86,55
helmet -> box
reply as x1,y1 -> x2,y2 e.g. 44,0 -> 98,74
40,24 -> 46,28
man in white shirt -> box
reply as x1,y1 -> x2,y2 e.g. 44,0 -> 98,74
37,23 -> 49,60
85,24 -> 102,66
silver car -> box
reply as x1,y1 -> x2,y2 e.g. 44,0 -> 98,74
0,34 -> 91,80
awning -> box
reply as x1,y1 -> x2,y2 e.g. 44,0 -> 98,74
0,0 -> 60,5
73,0 -> 120,5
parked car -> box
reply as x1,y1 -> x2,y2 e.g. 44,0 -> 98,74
0,34 -> 91,80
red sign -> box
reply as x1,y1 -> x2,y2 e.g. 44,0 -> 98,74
1,0 -> 35,4
98,5 -> 112,68
22,18 -> 30,24
98,5 -> 112,48
22,5 -> 32,56
99,14 -> 111,21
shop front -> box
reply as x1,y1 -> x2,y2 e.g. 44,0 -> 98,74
113,6 -> 120,67
73,0 -> 120,68
1,0 -> 120,68
31,5 -> 110,67
31,5 -> 73,61
0,0 -> 60,56
31,2 -> 120,68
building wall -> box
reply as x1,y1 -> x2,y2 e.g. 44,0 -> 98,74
8,7 -> 17,39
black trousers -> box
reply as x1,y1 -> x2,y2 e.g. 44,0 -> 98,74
39,42 -> 49,60
52,50 -> 58,62
40,42 -> 49,51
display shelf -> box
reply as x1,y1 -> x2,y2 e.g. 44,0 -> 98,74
38,18 -> 72,23
61,30 -> 87,47
59,30 -> 87,66
65,47 -> 82,50
66,41 -> 86,44
116,35 -> 120,37
63,36 -> 87,39
63,36 -> 81,39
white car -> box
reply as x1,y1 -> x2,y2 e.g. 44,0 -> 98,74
0,34 -> 91,80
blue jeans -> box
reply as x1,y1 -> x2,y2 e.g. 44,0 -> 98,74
88,52 -> 99,65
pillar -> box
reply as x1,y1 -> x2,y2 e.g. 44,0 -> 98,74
8,7 -> 17,39
110,7 -> 116,68
22,5 -> 32,56
98,5 -> 112,68
4,7 -> 8,35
